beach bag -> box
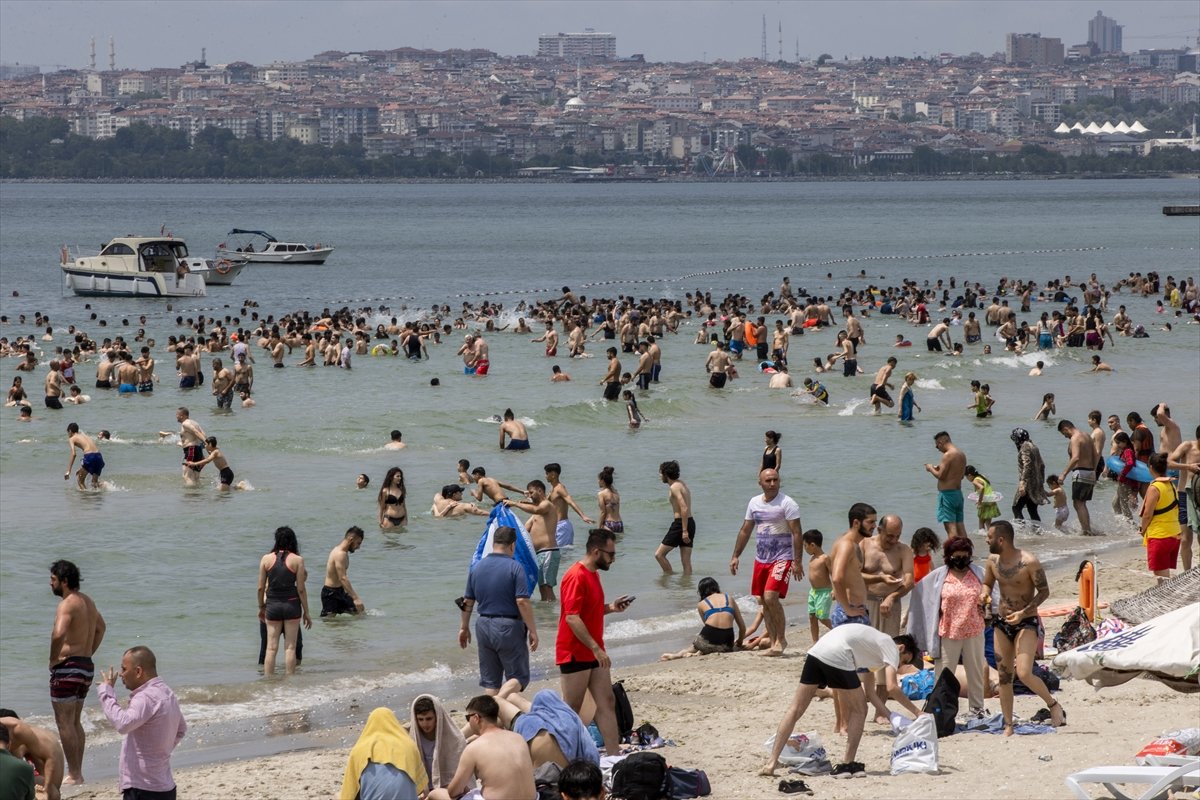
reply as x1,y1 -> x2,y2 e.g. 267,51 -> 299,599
613,680 -> 635,741
921,668 -> 960,739
534,761 -> 561,800
665,767 -> 711,799
1053,606 -> 1096,652
611,751 -> 667,800
890,713 -> 940,775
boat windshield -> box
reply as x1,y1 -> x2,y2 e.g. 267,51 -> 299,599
100,243 -> 135,256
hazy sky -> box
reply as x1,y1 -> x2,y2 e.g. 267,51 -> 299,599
1,0 -> 1196,69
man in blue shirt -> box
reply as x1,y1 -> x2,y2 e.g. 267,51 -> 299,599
459,527 -> 539,693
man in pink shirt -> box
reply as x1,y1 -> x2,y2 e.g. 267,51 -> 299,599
97,646 -> 186,800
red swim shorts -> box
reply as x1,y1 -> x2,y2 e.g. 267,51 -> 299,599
751,559 -> 792,599
1146,536 -> 1180,572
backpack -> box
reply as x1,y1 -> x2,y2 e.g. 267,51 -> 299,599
612,680 -> 635,741
921,667 -> 960,738
1053,606 -> 1096,652
611,751 -> 667,800
665,767 -> 711,799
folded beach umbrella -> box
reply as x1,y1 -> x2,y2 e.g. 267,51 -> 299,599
1052,603 -> 1200,693
470,504 -> 540,596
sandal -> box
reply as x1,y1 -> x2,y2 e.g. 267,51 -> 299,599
778,779 -> 814,795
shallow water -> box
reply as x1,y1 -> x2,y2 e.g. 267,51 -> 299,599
0,179 -> 1197,752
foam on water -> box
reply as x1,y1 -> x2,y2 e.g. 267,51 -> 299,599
915,378 -> 945,391
837,397 -> 870,416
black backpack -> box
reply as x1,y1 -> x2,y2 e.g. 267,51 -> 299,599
922,667 -> 960,738
611,751 -> 667,800
612,680 -> 635,741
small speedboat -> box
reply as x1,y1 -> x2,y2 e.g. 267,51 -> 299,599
185,254 -> 248,286
60,236 -> 206,297
216,229 -> 333,264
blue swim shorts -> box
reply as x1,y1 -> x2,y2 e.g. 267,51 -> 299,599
937,489 -> 965,523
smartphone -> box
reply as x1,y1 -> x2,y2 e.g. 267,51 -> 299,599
623,595 -> 636,605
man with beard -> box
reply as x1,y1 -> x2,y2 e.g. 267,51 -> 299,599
48,559 -> 106,787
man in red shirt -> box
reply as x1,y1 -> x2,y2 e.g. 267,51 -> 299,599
556,528 -> 633,755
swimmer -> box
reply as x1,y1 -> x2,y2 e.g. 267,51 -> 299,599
385,429 -> 407,450
240,390 -> 255,407
65,422 -> 104,489
624,390 -> 645,428
432,484 -> 488,517
356,473 -> 370,489
1028,360 -> 1044,377
499,408 -> 529,450
893,334 -> 912,347
64,385 -> 90,404
550,365 -> 571,382
185,436 -> 237,490
1089,355 -> 1112,372
800,377 -> 829,405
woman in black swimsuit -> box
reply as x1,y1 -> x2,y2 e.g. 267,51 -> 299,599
377,466 -> 408,529
256,525 -> 311,676
761,430 -> 782,474
661,577 -> 747,660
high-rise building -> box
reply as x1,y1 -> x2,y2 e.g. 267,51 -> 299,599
537,30 -> 616,60
1087,11 -> 1123,54
1005,33 -> 1065,66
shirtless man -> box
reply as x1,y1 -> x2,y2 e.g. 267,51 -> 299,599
115,351 -> 139,394
1167,426 -> 1200,570
632,341 -> 653,390
297,334 -> 317,366
48,559 -> 105,786
159,406 -> 206,486
0,711 -> 65,800
646,335 -> 662,382
432,485 -> 489,518
427,696 -> 536,800
925,431 -> 967,538
470,467 -> 524,505
844,307 -> 864,348
65,422 -> 104,490
830,503 -> 890,727
979,520 -> 1065,734
176,344 -> 199,388
704,342 -> 732,389
499,408 -> 529,450
321,526 -> 365,616
1087,410 -> 1107,479
861,515 -> 914,637
869,356 -> 897,415
505,481 -> 559,601
270,333 -> 288,368
385,429 -> 407,450
95,351 -> 116,389
532,323 -> 558,357
544,463 -> 594,548
44,361 -> 65,409
599,347 -> 622,400
927,318 -> 952,352
1057,419 -> 1099,536
473,334 -> 491,375
1152,403 -> 1182,455
232,352 -> 254,396
656,460 -> 694,575
185,436 -> 236,490
210,358 -> 234,410
136,346 -> 155,393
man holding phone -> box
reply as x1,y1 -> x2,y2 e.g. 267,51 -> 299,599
556,528 -> 633,755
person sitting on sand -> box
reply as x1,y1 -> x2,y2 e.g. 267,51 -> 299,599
409,694 -> 471,793
339,707 -> 429,800
486,681 -> 600,770
661,577 -> 747,660
0,709 -> 65,800
428,695 -> 536,800
432,485 -> 489,518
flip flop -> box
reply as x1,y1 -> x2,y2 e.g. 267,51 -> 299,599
778,779 -> 813,795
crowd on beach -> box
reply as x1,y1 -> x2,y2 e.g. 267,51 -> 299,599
2,266 -> 1198,799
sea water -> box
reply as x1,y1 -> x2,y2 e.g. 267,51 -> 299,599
0,179 -> 1197,759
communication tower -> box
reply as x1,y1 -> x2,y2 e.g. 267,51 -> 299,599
778,21 -> 783,62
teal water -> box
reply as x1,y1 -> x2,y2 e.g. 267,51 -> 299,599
0,179 -> 1197,759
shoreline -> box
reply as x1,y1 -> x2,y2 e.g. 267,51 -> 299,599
64,542 -> 1172,800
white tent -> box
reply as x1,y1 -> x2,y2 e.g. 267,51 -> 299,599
1085,121 -> 1103,134
1130,120 -> 1149,133
1071,122 -> 1086,132
1100,121 -> 1117,133
1115,121 -> 1131,133
1053,602 -> 1200,693
1055,122 -> 1071,133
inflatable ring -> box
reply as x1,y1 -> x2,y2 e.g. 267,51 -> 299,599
370,344 -> 390,356
215,259 -> 233,275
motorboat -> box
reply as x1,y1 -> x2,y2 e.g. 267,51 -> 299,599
60,236 -> 206,297
184,254 -> 248,286
216,229 -> 333,264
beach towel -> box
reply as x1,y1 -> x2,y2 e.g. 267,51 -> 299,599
339,707 -> 429,800
409,694 -> 473,791
512,689 -> 601,765
472,504 -> 539,596
957,712 -> 1056,735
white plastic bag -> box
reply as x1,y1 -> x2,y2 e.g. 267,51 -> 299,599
890,713 -> 939,775
764,731 -> 826,766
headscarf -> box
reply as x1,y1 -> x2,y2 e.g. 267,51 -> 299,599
339,707 -> 428,800
1010,427 -> 1030,447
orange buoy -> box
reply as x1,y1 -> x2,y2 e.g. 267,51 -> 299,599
1078,560 -> 1096,622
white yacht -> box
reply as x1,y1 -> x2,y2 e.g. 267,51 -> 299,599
216,229 -> 333,264
184,254 -> 248,286
60,236 -> 206,297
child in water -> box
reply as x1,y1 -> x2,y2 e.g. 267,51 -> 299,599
623,390 -> 645,429
965,465 -> 1001,533
897,371 -> 920,421
1034,392 -> 1056,421
1047,474 -> 1069,529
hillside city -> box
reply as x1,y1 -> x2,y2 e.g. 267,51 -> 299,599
1,11 -> 1198,177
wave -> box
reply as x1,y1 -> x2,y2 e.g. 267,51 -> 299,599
837,397 -> 870,416
914,378 -> 945,391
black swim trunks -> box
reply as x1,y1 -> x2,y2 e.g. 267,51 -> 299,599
219,467 -> 235,486
926,337 -> 943,352
870,384 -> 892,403
320,585 -> 358,616
993,615 -> 1039,642
799,654 -> 860,690
45,395 -> 63,409
709,372 -> 727,389
603,381 -> 621,401
95,380 -> 112,389
662,518 -> 696,548
559,658 -> 601,675
183,444 -> 204,470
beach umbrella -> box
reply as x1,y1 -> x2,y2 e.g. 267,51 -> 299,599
1052,603 -> 1200,693
470,504 -> 540,596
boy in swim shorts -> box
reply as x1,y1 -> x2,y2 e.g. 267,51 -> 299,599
802,530 -> 833,643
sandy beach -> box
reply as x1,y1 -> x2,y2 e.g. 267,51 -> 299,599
60,544 -> 1194,800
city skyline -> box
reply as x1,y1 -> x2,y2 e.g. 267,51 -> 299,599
1,0 -> 1197,70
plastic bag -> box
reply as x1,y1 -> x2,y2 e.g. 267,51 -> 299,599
764,731 -> 826,766
890,713 -> 939,775
1136,729 -> 1200,765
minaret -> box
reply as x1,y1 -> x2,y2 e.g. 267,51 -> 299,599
108,37 -> 115,71
89,37 -> 96,71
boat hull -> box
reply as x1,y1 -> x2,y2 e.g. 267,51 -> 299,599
61,268 -> 206,298
217,247 -> 333,264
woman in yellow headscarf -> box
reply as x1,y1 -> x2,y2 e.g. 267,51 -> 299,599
340,707 -> 429,800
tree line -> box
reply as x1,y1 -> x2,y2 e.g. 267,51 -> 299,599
1,117 -> 1196,180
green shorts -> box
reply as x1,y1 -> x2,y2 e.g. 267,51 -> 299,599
808,587 -> 833,620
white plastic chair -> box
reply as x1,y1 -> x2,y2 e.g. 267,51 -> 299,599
1064,758 -> 1200,800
